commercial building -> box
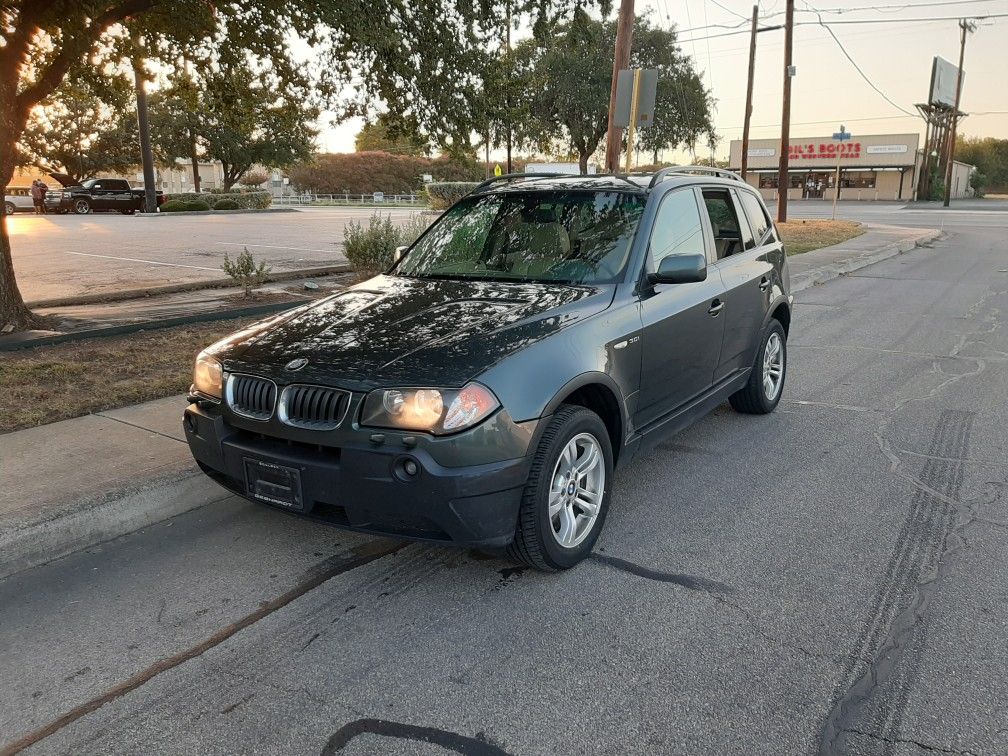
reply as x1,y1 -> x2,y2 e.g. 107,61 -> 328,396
728,133 -> 974,201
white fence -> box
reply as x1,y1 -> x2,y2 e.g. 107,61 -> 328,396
273,192 -> 422,206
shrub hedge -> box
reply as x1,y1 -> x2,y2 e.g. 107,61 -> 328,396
163,191 -> 272,210
288,151 -> 483,195
161,199 -> 211,212
211,198 -> 241,210
424,182 -> 478,210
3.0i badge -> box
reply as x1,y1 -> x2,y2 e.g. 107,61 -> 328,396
284,358 -> 308,371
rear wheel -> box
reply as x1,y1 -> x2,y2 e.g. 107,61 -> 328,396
120,208 -> 136,215
3,201 -> 14,216
729,319 -> 787,414
73,198 -> 91,214
507,405 -> 613,571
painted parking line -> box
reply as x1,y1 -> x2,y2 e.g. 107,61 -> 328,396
63,251 -> 219,271
215,242 -> 339,254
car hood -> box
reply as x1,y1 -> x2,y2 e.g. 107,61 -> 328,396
47,173 -> 80,188
217,274 -> 612,391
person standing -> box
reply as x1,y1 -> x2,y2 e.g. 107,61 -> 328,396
30,180 -> 44,214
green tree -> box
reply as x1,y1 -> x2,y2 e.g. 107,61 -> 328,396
956,136 -> 1008,191
18,68 -> 137,184
1,1 -> 584,330
518,12 -> 714,174
200,67 -> 317,190
355,114 -> 428,156
148,71 -> 204,189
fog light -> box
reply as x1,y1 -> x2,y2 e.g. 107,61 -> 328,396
404,459 -> 419,476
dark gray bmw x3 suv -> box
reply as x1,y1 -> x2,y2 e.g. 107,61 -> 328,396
185,167 -> 792,570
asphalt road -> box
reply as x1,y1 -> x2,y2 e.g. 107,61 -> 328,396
1,223 -> 1007,755
5,206 -> 420,303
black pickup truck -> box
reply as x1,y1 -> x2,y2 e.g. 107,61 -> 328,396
45,175 -> 165,215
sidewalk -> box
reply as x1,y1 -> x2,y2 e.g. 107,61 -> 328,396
0,222 -> 940,578
788,223 -> 940,292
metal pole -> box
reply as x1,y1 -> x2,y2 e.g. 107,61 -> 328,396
132,51 -> 158,213
832,146 -> 841,219
740,4 -> 759,181
624,69 -> 641,173
776,0 -> 794,223
505,0 -> 513,175
943,19 -> 972,207
605,0 -> 636,173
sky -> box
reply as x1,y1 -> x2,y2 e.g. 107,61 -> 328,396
316,0 -> 1008,161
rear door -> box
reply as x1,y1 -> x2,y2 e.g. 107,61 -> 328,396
635,186 -> 726,429
701,186 -> 774,381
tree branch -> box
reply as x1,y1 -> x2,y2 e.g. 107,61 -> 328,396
15,0 -> 157,114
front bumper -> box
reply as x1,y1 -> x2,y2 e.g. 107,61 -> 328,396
183,402 -> 537,547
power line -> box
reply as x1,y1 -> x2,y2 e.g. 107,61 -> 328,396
708,0 -> 750,20
808,5 -> 918,116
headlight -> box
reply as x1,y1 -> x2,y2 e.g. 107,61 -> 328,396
192,351 -> 223,399
361,383 -> 499,435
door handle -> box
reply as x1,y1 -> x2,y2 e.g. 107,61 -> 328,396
759,277 -> 771,291
708,299 -> 724,316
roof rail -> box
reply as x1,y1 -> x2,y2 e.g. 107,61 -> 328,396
647,165 -> 743,188
470,172 -> 646,195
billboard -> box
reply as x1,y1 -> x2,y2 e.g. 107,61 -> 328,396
929,56 -> 963,108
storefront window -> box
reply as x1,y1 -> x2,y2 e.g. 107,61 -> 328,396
840,171 -> 876,189
757,174 -> 804,189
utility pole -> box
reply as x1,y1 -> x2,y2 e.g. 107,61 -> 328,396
942,19 -> 973,207
740,4 -> 759,181
505,0 -> 513,174
776,0 -> 795,223
605,0 -> 635,173
131,38 -> 158,214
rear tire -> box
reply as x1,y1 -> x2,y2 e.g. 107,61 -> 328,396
3,201 -> 14,216
507,405 -> 613,571
729,319 -> 787,414
120,208 -> 136,215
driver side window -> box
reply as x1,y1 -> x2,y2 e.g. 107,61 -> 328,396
647,189 -> 705,270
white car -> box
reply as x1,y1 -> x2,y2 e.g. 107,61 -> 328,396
4,187 -> 36,215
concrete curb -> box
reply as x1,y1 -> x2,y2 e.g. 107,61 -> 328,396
0,469 -> 230,581
25,264 -> 350,309
790,228 -> 942,293
0,298 -> 305,352
137,207 -> 300,217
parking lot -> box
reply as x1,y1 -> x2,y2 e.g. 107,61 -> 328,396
6,206 -> 421,303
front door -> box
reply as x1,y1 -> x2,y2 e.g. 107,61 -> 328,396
636,187 -> 726,429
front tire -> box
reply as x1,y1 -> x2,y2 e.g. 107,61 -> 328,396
729,319 -> 787,414
3,201 -> 14,216
73,198 -> 91,215
507,405 -> 613,571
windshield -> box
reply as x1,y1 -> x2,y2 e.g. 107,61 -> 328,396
397,190 -> 646,284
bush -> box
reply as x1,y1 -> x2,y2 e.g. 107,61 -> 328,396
343,213 -> 430,272
165,191 -> 271,209
238,169 -> 271,188
288,151 -> 484,195
424,182 -> 478,210
212,198 -> 240,210
222,247 -> 271,297
160,199 -> 210,212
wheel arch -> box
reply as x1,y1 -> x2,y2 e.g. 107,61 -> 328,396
543,373 -> 626,464
766,295 -> 791,337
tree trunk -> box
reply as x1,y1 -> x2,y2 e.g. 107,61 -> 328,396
0,215 -> 36,330
578,151 -> 589,175
190,129 -> 201,192
0,95 -> 37,329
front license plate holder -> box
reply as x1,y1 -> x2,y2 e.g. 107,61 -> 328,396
244,458 -> 304,512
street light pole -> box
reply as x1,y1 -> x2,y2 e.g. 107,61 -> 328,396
776,0 -> 795,223
942,19 -> 973,207
740,4 -> 759,181
605,0 -> 635,173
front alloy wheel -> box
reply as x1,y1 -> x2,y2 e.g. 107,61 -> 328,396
73,199 -> 91,214
3,201 -> 14,216
548,432 -> 605,549
508,404 -> 613,571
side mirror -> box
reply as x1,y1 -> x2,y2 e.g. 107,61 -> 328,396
393,245 -> 408,264
647,252 -> 707,285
